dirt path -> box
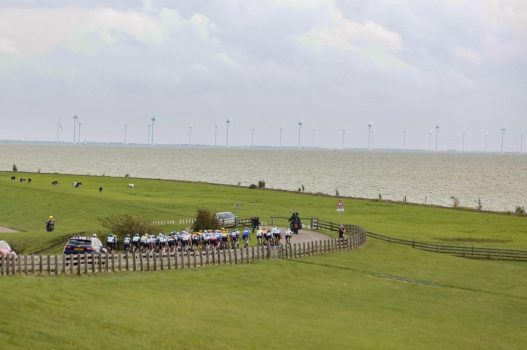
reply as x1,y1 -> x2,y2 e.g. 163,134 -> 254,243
262,227 -> 330,244
0,226 -> 18,233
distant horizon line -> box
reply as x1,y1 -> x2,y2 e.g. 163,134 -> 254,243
0,139 -> 525,154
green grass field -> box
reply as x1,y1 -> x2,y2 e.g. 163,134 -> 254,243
0,171 -> 526,349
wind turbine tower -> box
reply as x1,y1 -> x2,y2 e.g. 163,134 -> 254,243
368,122 -> 373,150
501,127 -> 506,153
428,129 -> 432,151
147,124 -> 151,144
225,118 -> 231,147
279,126 -> 283,148
435,125 -> 440,152
297,120 -> 303,149
251,127 -> 255,147
56,118 -> 63,144
188,124 -> 193,146
72,115 -> 78,144
150,116 -> 156,145
214,125 -> 218,146
78,120 -> 83,144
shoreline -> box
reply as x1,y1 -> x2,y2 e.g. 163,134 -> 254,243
2,170 -> 525,218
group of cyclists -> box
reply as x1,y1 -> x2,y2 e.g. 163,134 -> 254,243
105,226 -> 296,254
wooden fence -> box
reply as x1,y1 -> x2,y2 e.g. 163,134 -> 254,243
367,231 -> 527,261
0,235 -> 366,277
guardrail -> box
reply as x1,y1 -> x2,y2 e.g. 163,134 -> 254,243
367,231 -> 527,261
0,235 -> 364,276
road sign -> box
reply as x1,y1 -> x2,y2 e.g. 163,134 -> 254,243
337,200 -> 344,213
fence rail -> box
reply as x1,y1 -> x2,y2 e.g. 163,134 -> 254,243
367,231 -> 527,261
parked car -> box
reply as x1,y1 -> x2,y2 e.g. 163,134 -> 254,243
0,240 -> 17,260
216,212 -> 238,228
63,236 -> 107,254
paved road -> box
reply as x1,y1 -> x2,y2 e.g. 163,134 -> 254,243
261,227 -> 330,244
0,226 -> 17,233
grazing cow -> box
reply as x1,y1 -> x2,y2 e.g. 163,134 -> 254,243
27,178 -> 32,183
73,181 -> 82,188
19,178 -> 26,182
51,180 -> 58,185
10,176 -> 15,180
128,183 -> 134,189
99,187 -> 103,193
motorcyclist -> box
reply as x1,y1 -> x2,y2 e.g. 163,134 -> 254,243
288,212 -> 302,234
46,216 -> 55,232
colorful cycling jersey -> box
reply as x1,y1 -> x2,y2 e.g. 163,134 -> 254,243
124,237 -> 131,244
271,227 -> 281,235
256,229 -> 263,237
215,232 -> 223,240
140,235 -> 149,243
203,232 -> 213,241
264,229 -> 272,237
181,232 -> 191,241
285,229 -> 292,237
157,234 -> 167,243
242,229 -> 250,238
107,236 -> 115,243
132,235 -> 141,242
231,231 -> 239,239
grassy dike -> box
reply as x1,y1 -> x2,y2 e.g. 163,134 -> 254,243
0,171 -> 526,349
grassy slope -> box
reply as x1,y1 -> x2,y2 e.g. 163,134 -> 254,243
0,240 -> 525,349
1,171 -> 526,253
1,172 -> 526,349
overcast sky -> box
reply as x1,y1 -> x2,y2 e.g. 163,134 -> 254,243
0,0 -> 526,151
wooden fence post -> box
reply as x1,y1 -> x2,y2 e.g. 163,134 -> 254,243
54,255 -> 59,276
200,249 -> 204,267
139,252 -> 144,271
167,251 -> 172,269
153,252 -> 158,271
234,247 -> 238,264
187,251 -> 191,268
240,247 -> 244,264
175,251 -> 179,269
193,251 -> 197,268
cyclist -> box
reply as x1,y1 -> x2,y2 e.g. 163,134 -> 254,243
140,232 -> 149,252
230,229 -> 240,249
132,233 -> 141,251
242,227 -> 250,248
285,229 -> 293,244
256,228 -> 263,245
123,234 -> 131,252
338,225 -> 345,239
271,226 -> 281,246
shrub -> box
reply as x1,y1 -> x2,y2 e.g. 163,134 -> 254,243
515,206 -> 525,215
249,184 -> 257,189
12,164 -> 17,172
192,208 -> 219,231
450,196 -> 460,208
100,214 -> 158,239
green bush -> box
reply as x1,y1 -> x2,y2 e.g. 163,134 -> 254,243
12,164 -> 17,172
100,214 -> 158,239
515,206 -> 525,215
192,208 -> 219,231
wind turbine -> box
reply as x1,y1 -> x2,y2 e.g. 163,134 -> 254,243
188,124 -> 193,146
435,125 -> 440,152
368,122 -> 373,150
225,118 -> 231,147
342,128 -> 346,149
297,120 -> 303,149
251,127 -> 255,147
501,127 -> 506,153
279,125 -> 284,148
150,116 -> 156,145
72,115 -> 78,144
